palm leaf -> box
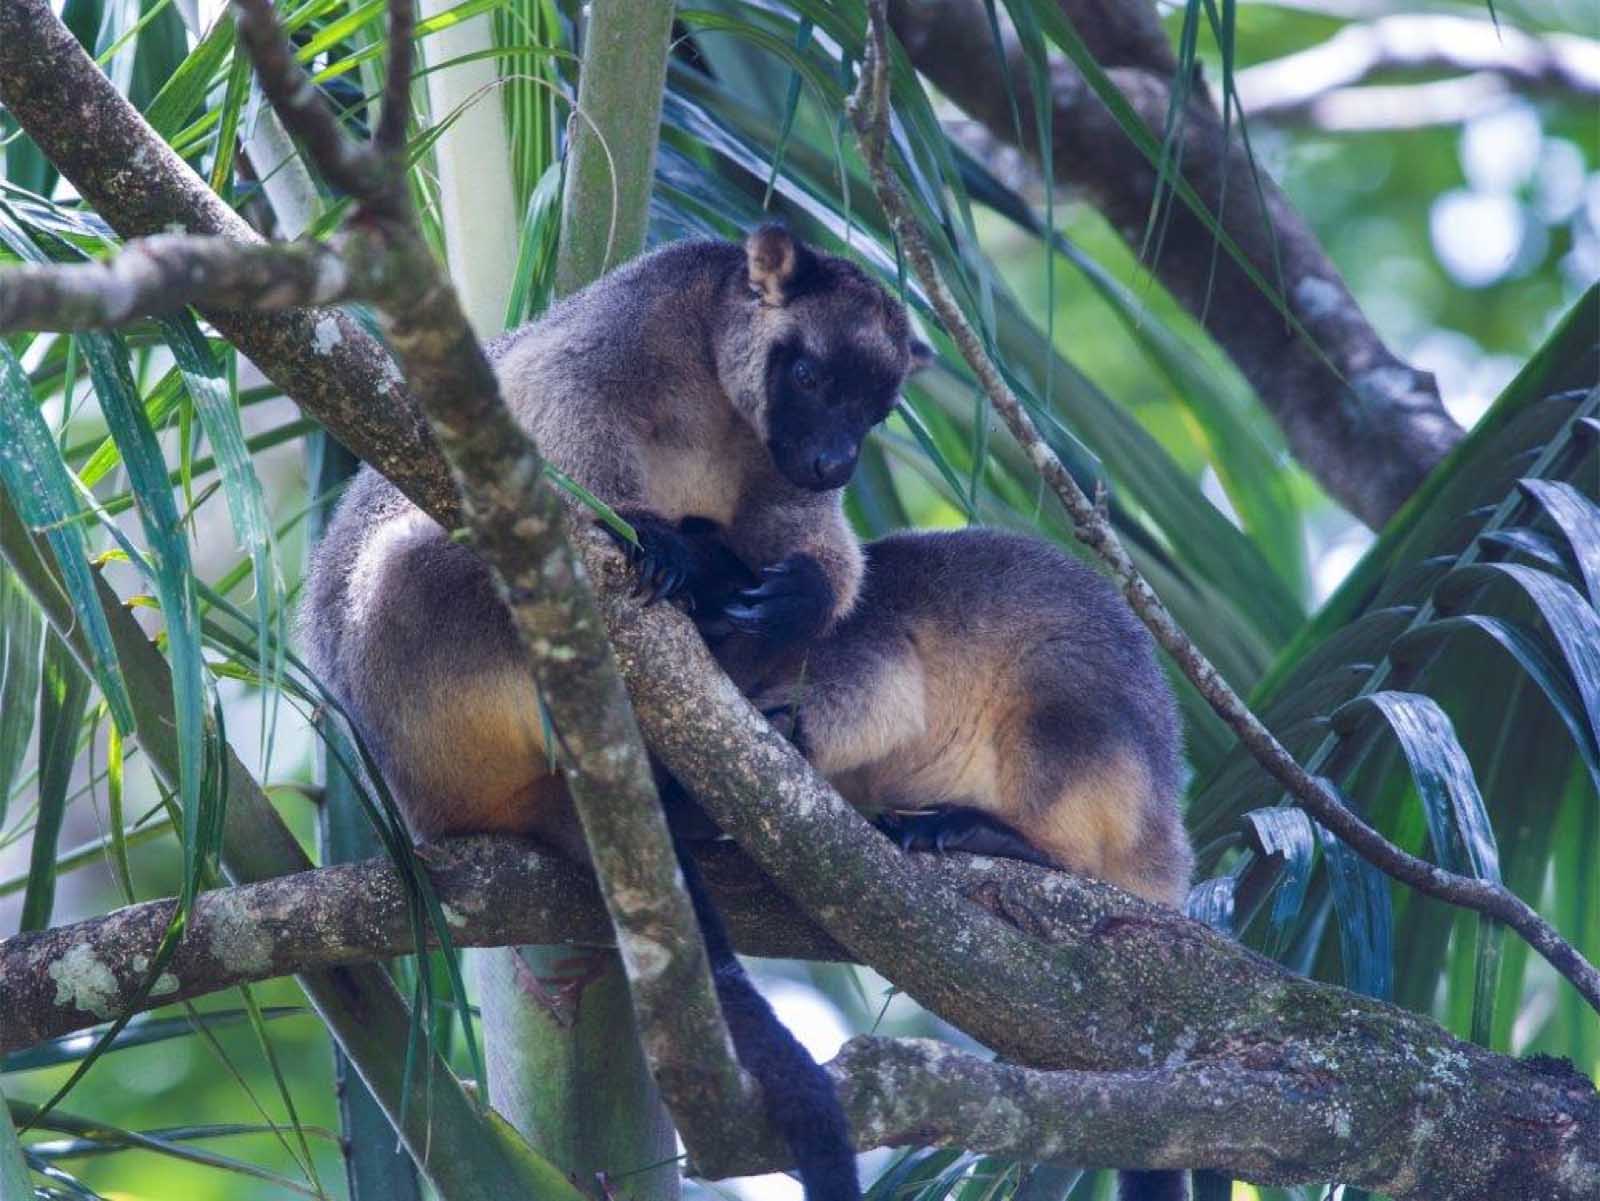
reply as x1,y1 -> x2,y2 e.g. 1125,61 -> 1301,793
17,635 -> 92,932
0,557 -> 44,829
1189,285 -> 1599,1049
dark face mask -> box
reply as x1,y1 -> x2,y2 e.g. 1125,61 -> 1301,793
765,346 -> 896,492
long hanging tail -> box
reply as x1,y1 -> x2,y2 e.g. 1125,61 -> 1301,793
666,813 -> 860,1201
1119,1170 -> 1190,1200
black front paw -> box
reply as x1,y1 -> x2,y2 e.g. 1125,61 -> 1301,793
606,510 -> 699,605
675,517 -> 759,620
718,554 -> 833,649
875,808 -> 1056,868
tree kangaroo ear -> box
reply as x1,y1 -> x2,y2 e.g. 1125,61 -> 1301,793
746,223 -> 811,306
908,337 -> 935,374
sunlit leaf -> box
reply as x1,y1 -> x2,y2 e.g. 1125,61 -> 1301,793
0,558 -> 44,829
0,346 -> 134,733
77,330 -> 217,908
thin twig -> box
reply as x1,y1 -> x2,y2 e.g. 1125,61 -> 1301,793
849,0 -> 1600,1016
232,0 -> 393,206
374,0 -> 415,154
0,236 -> 372,331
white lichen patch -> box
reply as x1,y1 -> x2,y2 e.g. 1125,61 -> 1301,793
130,954 -> 180,997
312,314 -> 344,356
48,943 -> 121,1019
1556,1143 -> 1600,1192
619,933 -> 671,982
1423,1044 -> 1470,1087
1293,275 -> 1343,320
980,1093 -> 1027,1131
205,895 -> 275,977
371,350 -> 407,393
770,772 -> 818,819
1162,1027 -> 1198,1067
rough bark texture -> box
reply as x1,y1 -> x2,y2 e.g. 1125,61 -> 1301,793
886,0 -> 1464,529
0,493 -> 580,1201
3,835 -> 1597,1200
0,0 -> 458,524
1,2 -> 1596,1195
0,839 -> 819,1052
0,235 -> 372,331
234,0 -> 759,1166
481,2 -> 683,1193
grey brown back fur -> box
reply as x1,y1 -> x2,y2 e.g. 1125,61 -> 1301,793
750,528 -> 1194,905
302,234 -> 919,844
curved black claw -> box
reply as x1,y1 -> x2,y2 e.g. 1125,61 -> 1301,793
719,553 -> 833,649
874,808 -> 1056,869
673,517 -> 760,634
604,510 -> 700,607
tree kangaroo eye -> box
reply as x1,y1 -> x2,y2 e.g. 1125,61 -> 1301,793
790,356 -> 819,390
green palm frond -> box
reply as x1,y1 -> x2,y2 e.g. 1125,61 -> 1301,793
1190,286 -> 1599,1048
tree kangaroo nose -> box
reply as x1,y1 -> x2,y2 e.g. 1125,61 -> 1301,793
813,445 -> 855,487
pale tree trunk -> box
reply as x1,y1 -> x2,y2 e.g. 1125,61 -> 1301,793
417,0 -> 520,336
469,3 -> 683,1197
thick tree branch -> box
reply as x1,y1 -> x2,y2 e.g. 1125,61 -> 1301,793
0,236 -> 371,331
226,0 -> 760,1163
1237,15 -> 1600,123
0,0 -> 457,524
852,0 -> 1600,1015
0,499 -> 578,1201
8,8 -> 1578,1021
3,842 -> 1597,1199
885,0 -> 1463,528
0,838 -> 828,1052
3,490 -> 1598,1196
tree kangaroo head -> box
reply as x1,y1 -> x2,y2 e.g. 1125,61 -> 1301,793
720,224 -> 932,492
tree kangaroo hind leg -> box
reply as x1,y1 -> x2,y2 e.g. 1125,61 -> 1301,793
875,806 -> 1058,869
332,509 -> 564,847
757,632 -> 927,776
